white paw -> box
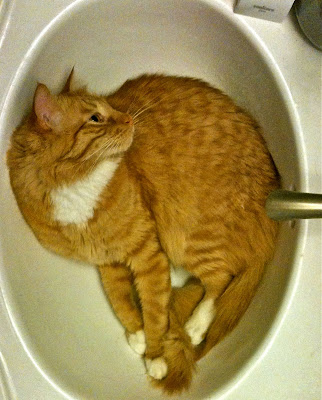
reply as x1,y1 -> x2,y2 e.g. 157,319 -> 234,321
185,318 -> 207,345
185,298 -> 216,345
145,357 -> 168,380
127,330 -> 146,355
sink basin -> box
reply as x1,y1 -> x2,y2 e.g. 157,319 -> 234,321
0,0 -> 307,399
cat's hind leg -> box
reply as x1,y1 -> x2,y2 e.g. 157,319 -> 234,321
185,297 -> 216,346
184,263 -> 233,346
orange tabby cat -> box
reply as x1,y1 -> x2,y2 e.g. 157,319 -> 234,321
7,70 -> 280,393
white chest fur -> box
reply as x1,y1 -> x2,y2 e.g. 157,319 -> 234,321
50,160 -> 119,225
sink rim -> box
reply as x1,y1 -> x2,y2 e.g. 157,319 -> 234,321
0,0 -> 308,399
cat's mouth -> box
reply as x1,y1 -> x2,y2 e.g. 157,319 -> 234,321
120,130 -> 134,152
109,124 -> 134,155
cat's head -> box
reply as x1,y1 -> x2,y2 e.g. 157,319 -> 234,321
8,69 -> 134,185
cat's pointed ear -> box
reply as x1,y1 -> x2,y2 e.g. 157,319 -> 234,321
33,84 -> 62,131
61,67 -> 75,93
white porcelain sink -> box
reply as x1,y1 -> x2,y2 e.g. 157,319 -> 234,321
0,1 -> 309,399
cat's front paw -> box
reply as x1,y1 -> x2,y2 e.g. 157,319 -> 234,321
127,330 -> 146,355
145,357 -> 168,380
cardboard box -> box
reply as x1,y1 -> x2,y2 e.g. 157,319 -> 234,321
234,0 -> 295,22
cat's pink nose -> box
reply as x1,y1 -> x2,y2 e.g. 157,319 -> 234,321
115,112 -> 134,125
124,114 -> 133,125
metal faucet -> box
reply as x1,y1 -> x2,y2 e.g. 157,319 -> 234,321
266,190 -> 322,221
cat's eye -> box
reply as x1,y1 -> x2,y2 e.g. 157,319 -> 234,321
89,114 -> 103,123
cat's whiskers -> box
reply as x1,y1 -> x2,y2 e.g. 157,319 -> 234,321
132,96 -> 160,120
68,148 -> 95,179
132,119 -> 144,127
126,91 -> 140,115
87,140 -> 115,176
83,140 -> 112,162
128,84 -> 178,124
59,140 -> 108,174
126,80 -> 153,115
132,91 -> 182,123
80,138 -> 115,178
131,91 -> 165,119
68,142 -> 109,181
67,126 -> 128,181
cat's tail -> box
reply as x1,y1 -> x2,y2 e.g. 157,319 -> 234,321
195,263 -> 265,361
151,279 -> 204,395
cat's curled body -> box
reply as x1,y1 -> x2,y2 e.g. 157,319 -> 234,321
7,73 -> 279,393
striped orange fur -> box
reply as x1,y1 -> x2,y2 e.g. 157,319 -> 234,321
7,72 -> 280,393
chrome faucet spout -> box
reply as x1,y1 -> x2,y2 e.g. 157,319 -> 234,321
266,190 -> 322,221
